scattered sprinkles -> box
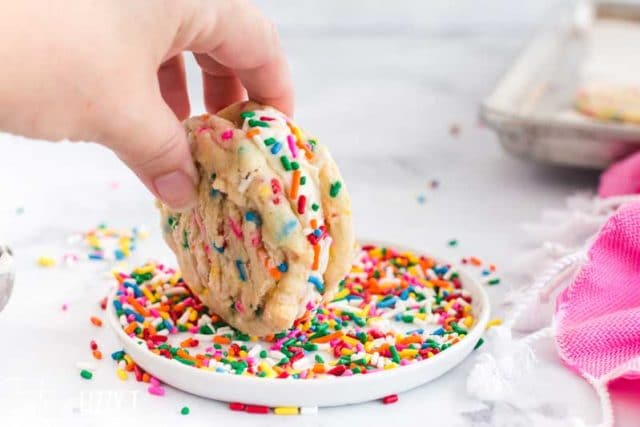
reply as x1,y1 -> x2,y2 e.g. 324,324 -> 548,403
110,244 -> 474,384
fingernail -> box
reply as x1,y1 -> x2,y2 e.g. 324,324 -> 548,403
154,171 -> 198,210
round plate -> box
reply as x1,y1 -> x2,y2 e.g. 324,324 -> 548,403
107,242 -> 490,407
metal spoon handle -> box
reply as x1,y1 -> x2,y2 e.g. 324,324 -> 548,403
0,245 -> 15,312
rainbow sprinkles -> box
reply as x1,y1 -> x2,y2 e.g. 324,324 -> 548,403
111,244 -> 475,379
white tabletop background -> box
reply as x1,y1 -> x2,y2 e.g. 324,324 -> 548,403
1,1 -> 638,426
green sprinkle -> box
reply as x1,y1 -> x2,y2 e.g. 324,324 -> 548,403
280,156 -> 292,171
291,161 -> 300,170
311,203 -> 319,212
389,345 -> 400,363
329,181 -> 342,198
263,137 -> 277,146
259,350 -> 268,359
248,119 -> 269,128
174,356 -> 196,366
303,343 -> 318,351
199,325 -> 214,335
80,369 -> 93,380
167,216 -> 178,230
181,229 -> 189,249
450,322 -> 467,335
487,278 -> 501,285
239,111 -> 255,119
181,406 -> 190,415
315,354 -> 325,363
277,357 -> 289,366
401,314 -> 414,323
448,239 -> 458,247
300,176 -> 307,185
473,338 -> 485,350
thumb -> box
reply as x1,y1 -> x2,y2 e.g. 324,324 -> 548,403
105,91 -> 199,210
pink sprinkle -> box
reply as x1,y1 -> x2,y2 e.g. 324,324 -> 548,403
148,385 -> 165,396
150,376 -> 160,387
400,359 -> 410,366
343,369 -> 353,376
61,303 -> 68,311
189,326 -> 198,333
235,301 -> 244,313
287,134 -> 298,158
228,219 -> 243,239
197,126 -> 210,135
205,346 -> 214,353
250,232 -> 262,248
260,116 -> 275,121
221,129 -> 234,140
149,308 -> 160,318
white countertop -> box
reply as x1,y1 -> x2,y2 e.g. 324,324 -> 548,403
1,1 -> 638,426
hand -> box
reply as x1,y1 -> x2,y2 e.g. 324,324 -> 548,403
0,0 -> 293,209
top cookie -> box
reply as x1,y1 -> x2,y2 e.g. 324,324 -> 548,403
158,102 -> 355,336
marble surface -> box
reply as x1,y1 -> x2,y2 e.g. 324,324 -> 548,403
1,1 -> 638,426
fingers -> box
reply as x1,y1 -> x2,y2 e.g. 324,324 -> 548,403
104,87 -> 198,211
194,53 -> 247,113
184,0 -> 294,116
158,54 -> 190,120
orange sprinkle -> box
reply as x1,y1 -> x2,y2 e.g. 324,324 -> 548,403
289,170 -> 301,199
213,335 -> 231,345
180,337 -> 193,348
92,350 -> 103,360
268,267 -> 282,280
312,244 -> 320,270
489,264 -> 497,272
311,331 -> 343,344
90,316 -> 103,327
310,219 -> 318,229
432,279 -> 454,289
246,128 -> 260,138
126,296 -> 150,317
470,257 -> 482,266
124,322 -> 139,335
142,373 -> 151,383
398,335 -> 422,345
312,364 -> 325,374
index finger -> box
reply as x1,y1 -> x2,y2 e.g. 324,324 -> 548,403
184,0 -> 294,116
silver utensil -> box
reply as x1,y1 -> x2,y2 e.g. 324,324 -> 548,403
0,245 -> 14,312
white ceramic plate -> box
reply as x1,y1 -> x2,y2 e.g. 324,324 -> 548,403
107,242 -> 490,407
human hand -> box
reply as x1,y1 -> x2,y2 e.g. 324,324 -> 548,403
0,0 -> 293,209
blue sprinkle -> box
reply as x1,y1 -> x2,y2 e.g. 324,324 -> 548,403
212,244 -> 225,253
216,367 -> 226,373
236,260 -> 247,282
434,266 -> 448,276
406,328 -> 424,335
88,253 -> 103,260
313,229 -> 322,237
278,262 -> 288,273
400,289 -> 410,300
113,300 -> 123,312
124,308 -> 144,322
376,297 -> 397,308
394,314 -> 402,321
308,276 -> 324,293
278,219 -> 298,240
432,328 -> 445,336
114,249 -> 125,261
163,319 -> 173,330
244,211 -> 261,225
111,350 -> 125,361
270,142 -> 282,154
123,280 -> 142,297
210,188 -> 219,198
481,269 -> 490,276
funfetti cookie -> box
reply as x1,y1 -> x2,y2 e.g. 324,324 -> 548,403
158,101 -> 355,336
575,86 -> 640,124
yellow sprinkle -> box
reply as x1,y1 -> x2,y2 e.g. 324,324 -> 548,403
169,271 -> 181,285
259,362 -> 276,378
333,289 -> 349,301
384,364 -> 396,370
37,256 -> 56,267
258,183 -> 271,198
141,286 -> 156,303
340,348 -> 354,356
274,407 -> 299,416
116,369 -> 128,381
399,349 -> 418,358
427,351 -> 434,358
463,316 -> 474,328
486,318 -> 503,330
134,264 -> 154,275
341,336 -> 360,346
364,342 -> 374,352
415,312 -> 427,321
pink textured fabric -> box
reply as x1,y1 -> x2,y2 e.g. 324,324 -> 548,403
555,202 -> 640,380
599,151 -> 640,197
